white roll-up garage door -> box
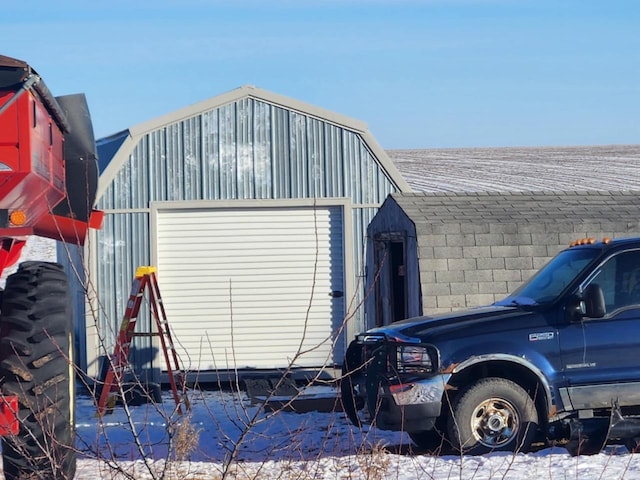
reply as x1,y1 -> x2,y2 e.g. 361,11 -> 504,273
154,204 -> 346,371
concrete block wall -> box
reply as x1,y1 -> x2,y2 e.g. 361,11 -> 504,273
418,221 -> 640,315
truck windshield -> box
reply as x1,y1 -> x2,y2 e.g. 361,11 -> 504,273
497,247 -> 600,306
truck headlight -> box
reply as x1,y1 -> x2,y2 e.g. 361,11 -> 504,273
396,345 -> 435,374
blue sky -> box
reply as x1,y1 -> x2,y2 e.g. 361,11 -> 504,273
2,0 -> 638,148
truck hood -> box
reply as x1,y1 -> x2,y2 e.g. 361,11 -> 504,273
362,305 -> 534,342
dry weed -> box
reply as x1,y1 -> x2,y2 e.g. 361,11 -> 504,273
174,417 -> 201,462
356,442 -> 391,480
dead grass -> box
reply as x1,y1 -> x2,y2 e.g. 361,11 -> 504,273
173,417 -> 201,462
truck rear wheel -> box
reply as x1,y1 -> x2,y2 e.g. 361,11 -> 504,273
0,262 -> 76,480
447,377 -> 538,455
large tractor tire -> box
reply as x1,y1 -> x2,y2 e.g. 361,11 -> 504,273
0,262 -> 76,480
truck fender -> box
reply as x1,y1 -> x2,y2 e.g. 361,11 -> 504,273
449,353 -> 555,418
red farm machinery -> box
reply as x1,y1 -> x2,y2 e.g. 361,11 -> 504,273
0,54 -> 102,479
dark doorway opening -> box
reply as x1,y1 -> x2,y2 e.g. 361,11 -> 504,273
389,240 -> 406,322
374,235 -> 407,326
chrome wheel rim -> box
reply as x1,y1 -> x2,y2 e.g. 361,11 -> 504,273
470,397 -> 520,448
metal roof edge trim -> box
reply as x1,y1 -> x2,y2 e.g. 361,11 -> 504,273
245,86 -> 369,132
361,130 -> 412,193
127,85 -> 369,137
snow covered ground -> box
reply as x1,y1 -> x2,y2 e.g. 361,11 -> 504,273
71,386 -> 640,480
10,238 -> 640,479
0,237 -> 56,287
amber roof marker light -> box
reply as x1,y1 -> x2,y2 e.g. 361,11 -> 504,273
569,237 -> 614,247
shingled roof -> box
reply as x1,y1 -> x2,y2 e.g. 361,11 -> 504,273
388,190 -> 640,225
388,145 -> 640,192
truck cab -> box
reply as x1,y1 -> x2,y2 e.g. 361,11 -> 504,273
342,237 -> 640,455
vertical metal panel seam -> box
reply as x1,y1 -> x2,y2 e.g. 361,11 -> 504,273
162,127 -> 168,201
199,113 -> 206,199
305,114 -> 311,197
285,107 -> 291,198
251,98 -> 257,198
234,100 -> 239,198
288,110 -> 295,197
216,109 -> 221,199
180,121 -> 186,200
269,103 -> 276,199
306,117 -> 312,196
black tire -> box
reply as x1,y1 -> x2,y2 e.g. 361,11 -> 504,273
0,262 -> 76,480
626,437 -> 640,454
447,377 -> 538,455
340,342 -> 365,428
409,429 -> 447,452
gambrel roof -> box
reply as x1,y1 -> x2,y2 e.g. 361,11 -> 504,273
96,85 -> 410,200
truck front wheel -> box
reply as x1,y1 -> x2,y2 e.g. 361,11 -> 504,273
447,377 -> 538,455
0,262 -> 76,480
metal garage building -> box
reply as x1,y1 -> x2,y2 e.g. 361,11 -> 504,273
74,86 -> 410,379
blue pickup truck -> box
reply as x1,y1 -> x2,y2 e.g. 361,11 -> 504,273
342,237 -> 640,455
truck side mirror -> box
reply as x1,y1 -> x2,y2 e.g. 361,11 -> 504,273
565,294 -> 583,323
567,284 -> 607,322
583,283 -> 606,319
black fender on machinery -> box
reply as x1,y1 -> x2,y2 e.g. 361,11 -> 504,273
53,93 -> 99,224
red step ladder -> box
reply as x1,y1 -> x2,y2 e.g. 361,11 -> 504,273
97,266 -> 188,416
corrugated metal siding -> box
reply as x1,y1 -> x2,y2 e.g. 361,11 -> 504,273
93,97 -> 400,371
95,212 -> 152,347
272,106 -> 291,198
149,129 -> 167,202
254,100 -> 272,199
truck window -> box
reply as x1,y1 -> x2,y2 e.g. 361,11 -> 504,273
586,250 -> 640,313
502,248 -> 598,305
